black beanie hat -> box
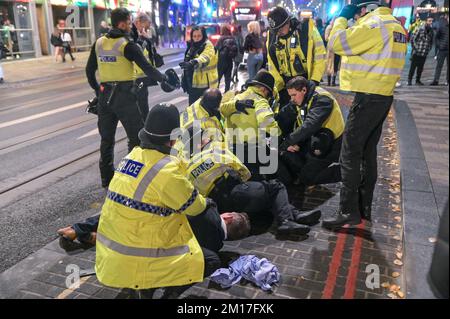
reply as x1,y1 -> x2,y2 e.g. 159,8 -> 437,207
138,103 -> 180,145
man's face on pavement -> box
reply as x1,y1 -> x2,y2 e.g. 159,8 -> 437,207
288,87 -> 307,106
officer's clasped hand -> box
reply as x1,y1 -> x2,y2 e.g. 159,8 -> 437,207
235,99 -> 255,114
338,4 -> 358,20
179,60 -> 198,71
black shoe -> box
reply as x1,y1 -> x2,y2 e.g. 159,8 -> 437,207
407,81 -> 412,86
322,210 -> 361,229
277,220 -> 310,236
293,209 -> 322,226
430,81 -> 439,86
416,81 -> 424,85
58,236 -> 83,252
0,78 -> 3,84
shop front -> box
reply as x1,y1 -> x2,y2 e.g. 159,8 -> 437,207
0,0 -> 38,59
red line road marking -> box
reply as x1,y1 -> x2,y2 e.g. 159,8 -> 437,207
322,228 -> 348,299
344,221 -> 366,299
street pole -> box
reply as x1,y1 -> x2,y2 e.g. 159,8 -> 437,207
87,0 -> 96,45
44,0 -> 55,56
29,0 -> 42,58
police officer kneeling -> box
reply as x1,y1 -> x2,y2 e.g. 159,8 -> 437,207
86,8 -> 170,188
279,77 -> 345,186
95,104 -> 221,296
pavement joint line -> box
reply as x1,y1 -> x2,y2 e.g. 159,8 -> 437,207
0,133 -> 127,196
56,276 -> 91,299
0,101 -> 86,129
0,116 -> 95,153
0,85 -> 92,114
1,49 -> 185,87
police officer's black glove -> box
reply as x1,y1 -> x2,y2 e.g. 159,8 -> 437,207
235,99 -> 255,114
338,4 -> 358,20
179,59 -> 198,71
313,80 -> 320,86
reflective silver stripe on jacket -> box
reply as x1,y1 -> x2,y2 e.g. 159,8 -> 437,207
97,232 -> 190,258
96,37 -> 127,57
194,165 -> 229,192
315,54 -> 326,60
340,63 -> 403,75
339,32 -> 353,55
255,108 -> 271,116
133,156 -> 172,201
315,40 -> 325,48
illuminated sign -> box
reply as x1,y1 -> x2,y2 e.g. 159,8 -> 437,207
235,8 -> 251,13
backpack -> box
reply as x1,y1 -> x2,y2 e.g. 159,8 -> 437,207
221,37 -> 238,59
51,34 -> 63,47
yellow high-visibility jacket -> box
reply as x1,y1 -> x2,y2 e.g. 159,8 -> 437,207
191,40 -> 219,89
96,36 -> 135,82
220,86 -> 281,144
267,19 -> 327,92
186,140 -> 251,196
292,86 -> 345,143
328,7 -> 407,96
96,147 -> 206,290
180,99 -> 224,137
134,45 -> 155,79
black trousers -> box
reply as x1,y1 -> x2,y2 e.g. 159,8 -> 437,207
211,180 -> 297,224
98,82 -> 143,187
433,50 -> 449,83
339,93 -> 393,215
218,64 -> 233,92
134,77 -> 158,121
188,87 -> 207,105
281,136 -> 342,186
408,54 -> 427,82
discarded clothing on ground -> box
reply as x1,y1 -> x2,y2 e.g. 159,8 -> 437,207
210,255 -> 280,291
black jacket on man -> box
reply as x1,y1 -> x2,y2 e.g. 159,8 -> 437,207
187,205 -> 225,253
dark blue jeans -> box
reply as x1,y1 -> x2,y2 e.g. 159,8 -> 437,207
72,215 -> 100,243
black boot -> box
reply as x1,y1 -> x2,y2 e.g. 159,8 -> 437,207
332,76 -> 336,86
322,209 -> 361,229
293,209 -> 321,226
327,75 -> 331,86
277,220 -> 310,236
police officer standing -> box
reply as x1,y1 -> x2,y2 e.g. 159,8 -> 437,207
322,1 -> 407,228
85,8 -> 170,188
266,6 -> 327,109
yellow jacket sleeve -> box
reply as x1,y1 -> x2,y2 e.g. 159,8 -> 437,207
195,42 -> 215,69
160,171 -> 207,217
266,37 -> 285,92
255,100 -> 281,136
220,99 -> 238,118
224,148 -> 251,182
329,17 -> 380,56
310,26 -> 327,83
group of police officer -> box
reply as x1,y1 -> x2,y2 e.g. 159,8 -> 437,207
78,0 -> 407,297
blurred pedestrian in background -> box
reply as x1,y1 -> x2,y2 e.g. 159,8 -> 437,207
216,24 -> 238,92
408,16 -> 434,86
324,17 -> 340,86
430,14 -> 449,86
232,24 -> 244,84
244,21 -> 264,80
